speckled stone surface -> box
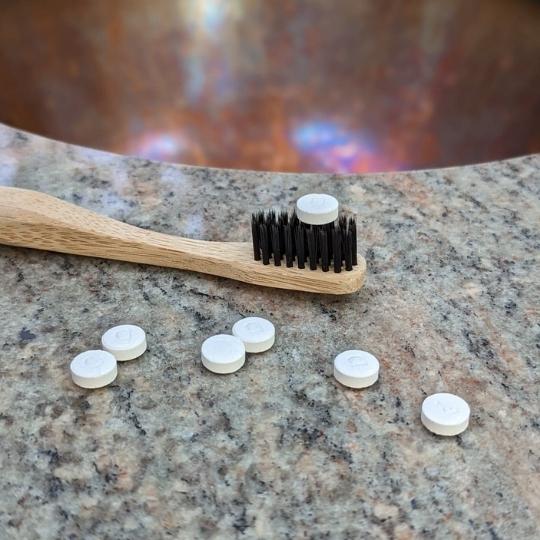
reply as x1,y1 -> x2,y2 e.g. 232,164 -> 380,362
0,123 -> 538,539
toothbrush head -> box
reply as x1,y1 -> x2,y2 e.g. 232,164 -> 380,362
251,209 -> 358,273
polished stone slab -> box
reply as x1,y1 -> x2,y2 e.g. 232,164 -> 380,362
0,124 -> 538,539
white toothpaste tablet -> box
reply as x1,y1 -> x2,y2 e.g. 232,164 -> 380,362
70,350 -> 117,389
334,350 -> 380,389
201,334 -> 246,374
232,317 -> 275,353
101,324 -> 147,361
296,193 -> 339,225
421,393 -> 470,436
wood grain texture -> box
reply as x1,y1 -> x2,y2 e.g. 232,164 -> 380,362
0,187 -> 366,294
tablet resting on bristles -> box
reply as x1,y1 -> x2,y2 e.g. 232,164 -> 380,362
251,210 -> 357,273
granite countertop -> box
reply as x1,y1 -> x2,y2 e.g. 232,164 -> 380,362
0,123 -> 538,539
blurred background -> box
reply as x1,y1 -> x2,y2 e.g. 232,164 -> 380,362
0,0 -> 539,173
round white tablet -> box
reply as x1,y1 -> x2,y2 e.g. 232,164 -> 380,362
421,393 -> 470,436
232,317 -> 275,353
296,193 -> 339,225
70,350 -> 117,389
201,334 -> 246,374
101,324 -> 147,361
334,350 -> 379,389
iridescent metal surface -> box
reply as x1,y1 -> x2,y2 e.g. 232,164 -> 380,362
0,0 -> 539,173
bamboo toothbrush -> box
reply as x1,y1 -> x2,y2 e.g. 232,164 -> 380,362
0,187 -> 366,294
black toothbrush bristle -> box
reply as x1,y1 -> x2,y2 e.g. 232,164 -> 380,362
251,214 -> 261,260
271,224 -> 281,266
260,223 -> 270,265
307,227 -> 317,270
344,229 -> 353,271
284,224 -> 294,267
319,229 -> 329,272
350,217 -> 357,265
333,228 -> 342,273
296,225 -> 305,269
250,209 -> 357,273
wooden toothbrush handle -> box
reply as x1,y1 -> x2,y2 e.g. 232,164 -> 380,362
0,187 -> 366,294
0,186 -> 236,269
